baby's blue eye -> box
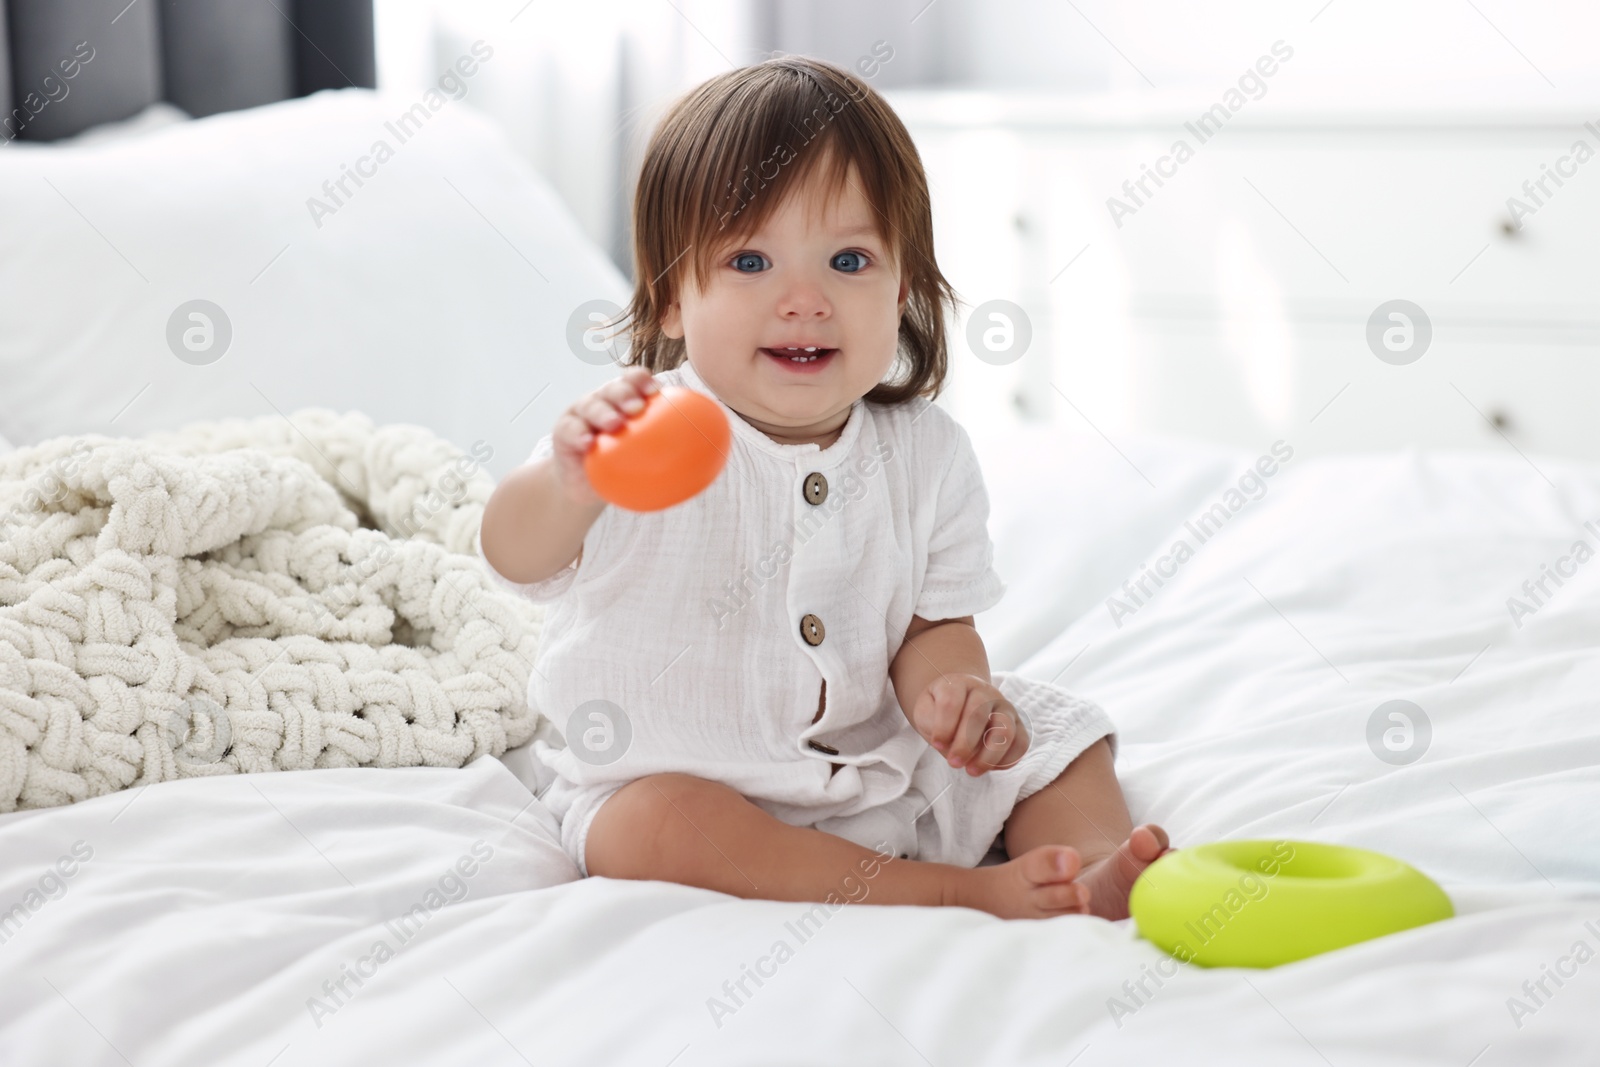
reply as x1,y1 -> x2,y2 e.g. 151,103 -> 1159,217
732,252 -> 767,273
832,251 -> 867,273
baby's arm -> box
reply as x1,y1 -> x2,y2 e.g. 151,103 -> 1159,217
889,616 -> 1028,776
481,367 -> 658,583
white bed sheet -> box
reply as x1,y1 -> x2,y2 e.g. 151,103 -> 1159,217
2,438 -> 1597,1065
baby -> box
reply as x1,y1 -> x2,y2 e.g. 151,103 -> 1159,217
480,56 -> 1170,920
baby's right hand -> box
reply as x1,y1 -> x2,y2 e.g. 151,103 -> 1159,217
549,367 -> 661,506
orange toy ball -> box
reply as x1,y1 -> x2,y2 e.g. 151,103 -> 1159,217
583,386 -> 731,511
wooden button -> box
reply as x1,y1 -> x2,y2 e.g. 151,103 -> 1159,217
807,738 -> 839,755
800,613 -> 825,646
802,471 -> 829,505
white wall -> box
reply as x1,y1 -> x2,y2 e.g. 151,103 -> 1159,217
376,0 -> 1600,278
370,0 -> 1600,455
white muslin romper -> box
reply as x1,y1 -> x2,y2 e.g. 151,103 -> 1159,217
478,359 -> 1117,876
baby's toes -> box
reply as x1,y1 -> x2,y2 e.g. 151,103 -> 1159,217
1094,826 -> 1171,898
1017,844 -> 1082,887
1032,879 -> 1090,913
1128,824 -> 1172,864
1015,846 -> 1089,913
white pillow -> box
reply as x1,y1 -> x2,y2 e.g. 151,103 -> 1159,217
60,101 -> 193,145
0,88 -> 628,480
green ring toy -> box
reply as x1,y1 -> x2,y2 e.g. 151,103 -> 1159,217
1128,839 -> 1453,968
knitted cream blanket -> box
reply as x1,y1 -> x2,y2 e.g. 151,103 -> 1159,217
0,410 -> 541,812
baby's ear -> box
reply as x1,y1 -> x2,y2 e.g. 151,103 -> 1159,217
660,301 -> 684,339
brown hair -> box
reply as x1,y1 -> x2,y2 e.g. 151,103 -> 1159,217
613,55 -> 958,405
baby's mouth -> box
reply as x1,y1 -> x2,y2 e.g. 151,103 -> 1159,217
761,347 -> 837,365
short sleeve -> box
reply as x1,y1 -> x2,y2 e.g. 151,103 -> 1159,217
915,422 -> 1007,620
476,435 -> 586,604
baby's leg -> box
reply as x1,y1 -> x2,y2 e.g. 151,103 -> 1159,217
585,772 -> 1095,920
1002,736 -> 1172,921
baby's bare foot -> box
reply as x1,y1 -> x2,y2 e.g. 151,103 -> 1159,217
1077,824 -> 1173,921
956,845 -> 1093,920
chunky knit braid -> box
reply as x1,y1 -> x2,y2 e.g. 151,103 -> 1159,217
0,409 -> 540,812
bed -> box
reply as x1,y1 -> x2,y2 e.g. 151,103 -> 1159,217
3,12 -> 1598,1067
3,410 -> 1597,1063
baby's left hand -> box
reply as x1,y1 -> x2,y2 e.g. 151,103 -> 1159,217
910,674 -> 1030,776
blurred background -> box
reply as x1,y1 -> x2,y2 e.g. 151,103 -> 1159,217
4,0 -> 1600,471
376,0 -> 1600,460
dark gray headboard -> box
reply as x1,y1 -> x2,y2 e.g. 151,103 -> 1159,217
2,0 -> 374,142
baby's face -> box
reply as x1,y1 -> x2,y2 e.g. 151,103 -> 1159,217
661,163 -> 908,446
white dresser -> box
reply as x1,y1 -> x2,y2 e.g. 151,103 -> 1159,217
889,90 -> 1600,462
